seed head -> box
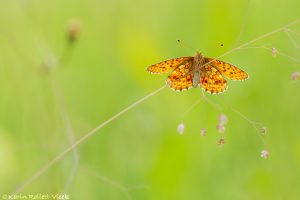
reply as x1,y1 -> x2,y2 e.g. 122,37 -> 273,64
41,55 -> 57,73
291,71 -> 300,80
260,149 -> 269,159
260,126 -> 267,135
216,124 -> 225,133
200,128 -> 206,136
218,114 -> 228,126
67,19 -> 81,44
217,137 -> 225,147
271,47 -> 277,57
177,123 -> 185,135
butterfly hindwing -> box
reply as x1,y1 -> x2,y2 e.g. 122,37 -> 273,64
166,62 -> 193,91
200,65 -> 228,94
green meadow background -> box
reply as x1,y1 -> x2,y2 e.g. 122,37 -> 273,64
1,0 -> 300,199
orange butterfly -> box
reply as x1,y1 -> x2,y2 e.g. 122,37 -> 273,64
147,52 -> 248,94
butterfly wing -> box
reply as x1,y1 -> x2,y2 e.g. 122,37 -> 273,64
147,57 -> 193,74
200,65 -> 228,94
166,62 -> 194,91
206,58 -> 248,80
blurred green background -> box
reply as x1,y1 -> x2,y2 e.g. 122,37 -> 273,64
1,0 -> 300,199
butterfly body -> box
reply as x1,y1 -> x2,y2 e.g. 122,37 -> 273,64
147,52 -> 248,94
192,70 -> 200,88
190,52 -> 206,87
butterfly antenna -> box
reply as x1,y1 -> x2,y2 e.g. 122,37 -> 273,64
177,39 -> 200,53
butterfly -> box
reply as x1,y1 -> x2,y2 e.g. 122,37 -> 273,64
147,52 -> 248,94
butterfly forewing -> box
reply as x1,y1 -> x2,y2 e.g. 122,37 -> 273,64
206,58 -> 248,80
147,57 -> 193,74
200,65 -> 228,94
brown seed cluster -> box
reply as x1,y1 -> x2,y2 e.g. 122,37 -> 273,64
67,20 -> 81,43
